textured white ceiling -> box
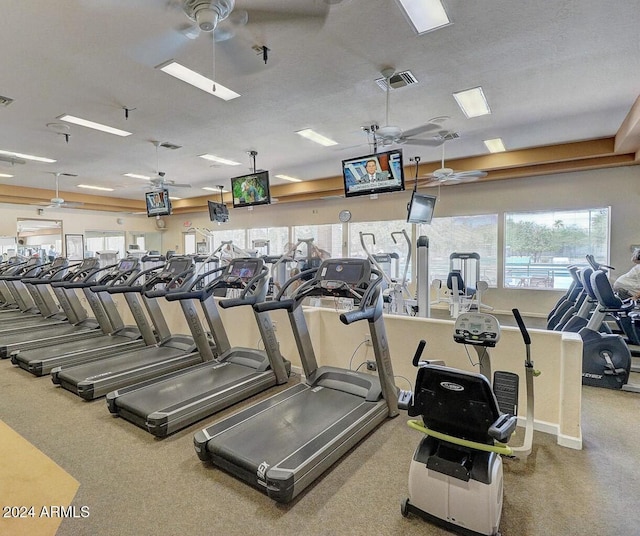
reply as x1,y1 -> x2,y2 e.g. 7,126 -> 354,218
0,0 -> 639,200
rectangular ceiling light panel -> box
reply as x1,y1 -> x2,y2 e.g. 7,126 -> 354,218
395,0 -> 451,34
275,174 -> 302,182
77,184 -> 114,191
0,149 -> 56,163
58,115 -> 132,137
484,138 -> 506,153
157,61 -> 240,101
295,129 -> 338,147
453,86 -> 491,118
198,154 -> 241,166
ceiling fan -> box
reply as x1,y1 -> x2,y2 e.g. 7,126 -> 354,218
177,0 -> 330,43
148,141 -> 192,190
375,68 -> 450,147
424,141 -> 488,187
34,173 -> 84,209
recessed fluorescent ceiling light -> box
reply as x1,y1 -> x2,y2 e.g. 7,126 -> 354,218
296,129 -> 338,147
169,196 -> 181,200
202,187 -> 229,193
0,149 -> 56,163
0,173 -> 14,178
58,115 -> 132,137
484,138 -> 506,153
77,184 -> 114,191
453,87 -> 491,118
395,0 -> 451,34
275,174 -> 302,182
157,61 -> 240,101
198,154 -> 241,166
124,173 -> 152,180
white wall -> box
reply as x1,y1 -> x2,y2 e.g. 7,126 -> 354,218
0,203 -> 161,255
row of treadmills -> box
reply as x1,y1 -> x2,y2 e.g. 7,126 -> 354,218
0,253 -> 400,503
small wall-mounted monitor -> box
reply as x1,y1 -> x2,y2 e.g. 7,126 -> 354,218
342,148 -> 405,198
230,171 -> 271,208
207,200 -> 229,223
407,192 -> 437,224
145,189 -> 172,217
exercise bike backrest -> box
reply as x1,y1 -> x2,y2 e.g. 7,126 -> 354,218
408,364 -> 516,445
591,270 -> 635,312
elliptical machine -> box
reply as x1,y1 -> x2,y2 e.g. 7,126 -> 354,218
400,309 -> 537,535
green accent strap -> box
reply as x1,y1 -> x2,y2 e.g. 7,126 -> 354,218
407,419 -> 513,456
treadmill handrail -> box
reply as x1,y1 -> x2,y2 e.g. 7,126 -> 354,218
51,261 -> 114,289
339,270 -> 384,326
253,298 -> 296,313
104,263 -> 168,294
273,267 -> 319,303
143,266 -> 196,298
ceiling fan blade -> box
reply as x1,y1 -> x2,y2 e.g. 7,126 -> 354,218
401,123 -> 444,138
402,138 -> 446,147
242,5 -> 329,25
451,170 -> 488,179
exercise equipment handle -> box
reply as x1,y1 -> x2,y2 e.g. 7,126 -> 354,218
512,308 -> 531,345
412,340 -> 427,367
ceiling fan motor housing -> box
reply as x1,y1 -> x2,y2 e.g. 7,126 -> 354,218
185,0 -> 235,32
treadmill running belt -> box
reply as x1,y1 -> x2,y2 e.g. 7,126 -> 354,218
208,386 -> 367,467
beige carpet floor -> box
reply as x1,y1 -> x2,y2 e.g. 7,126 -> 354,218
1,356 -> 638,536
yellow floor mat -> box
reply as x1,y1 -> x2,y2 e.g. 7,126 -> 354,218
0,420 -> 79,536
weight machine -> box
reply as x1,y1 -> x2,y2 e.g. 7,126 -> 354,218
431,252 -> 492,318
359,230 -> 414,315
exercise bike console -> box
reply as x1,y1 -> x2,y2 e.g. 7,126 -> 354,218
454,312 -> 501,347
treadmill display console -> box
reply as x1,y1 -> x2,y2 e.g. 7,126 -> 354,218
228,259 -> 261,280
118,259 -> 137,271
319,260 -> 369,286
453,312 -> 501,347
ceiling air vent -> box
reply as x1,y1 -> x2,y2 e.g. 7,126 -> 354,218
160,142 -> 182,150
375,70 -> 419,91
0,95 -> 14,107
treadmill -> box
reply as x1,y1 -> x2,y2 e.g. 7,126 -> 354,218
0,258 -> 68,328
0,257 -> 44,317
51,256 -> 214,400
11,257 -> 159,376
193,258 -> 399,503
0,258 -> 104,358
106,257 -> 291,437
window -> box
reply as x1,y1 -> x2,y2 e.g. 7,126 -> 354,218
0,236 -> 17,258
211,229 -> 247,252
85,231 -> 126,259
292,224 -> 343,258
504,208 -> 609,289
248,227 -> 290,256
348,220 -> 413,281
418,214 -> 498,286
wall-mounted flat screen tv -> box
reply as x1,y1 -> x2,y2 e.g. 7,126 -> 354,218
342,148 -> 405,198
230,171 -> 271,208
145,189 -> 172,217
207,200 -> 229,223
407,191 -> 437,224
